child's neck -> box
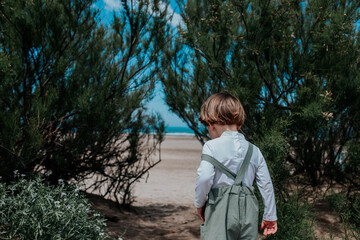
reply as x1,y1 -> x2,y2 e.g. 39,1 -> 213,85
210,124 -> 239,139
216,124 -> 238,133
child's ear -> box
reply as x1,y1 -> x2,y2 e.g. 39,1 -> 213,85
237,125 -> 241,131
209,124 -> 216,131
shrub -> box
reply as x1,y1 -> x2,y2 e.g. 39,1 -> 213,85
0,0 -> 167,207
0,175 -> 112,240
258,193 -> 316,240
326,192 -> 360,240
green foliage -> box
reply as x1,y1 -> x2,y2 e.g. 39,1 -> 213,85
162,1 -> 360,237
0,175 -> 111,240
263,195 -> 316,240
251,117 -> 290,194
256,189 -> 315,240
326,192 -> 360,239
339,138 -> 360,196
0,0 -> 171,205
163,0 -> 360,189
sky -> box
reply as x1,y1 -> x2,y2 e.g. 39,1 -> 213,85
147,83 -> 189,128
94,0 -> 189,128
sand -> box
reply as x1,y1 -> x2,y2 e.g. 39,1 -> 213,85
88,135 -> 346,240
90,136 -> 203,240
133,136 -> 202,206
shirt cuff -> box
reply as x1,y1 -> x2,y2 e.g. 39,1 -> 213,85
262,213 -> 277,221
194,201 -> 205,208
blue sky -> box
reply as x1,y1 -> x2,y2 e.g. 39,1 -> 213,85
94,0 -> 188,128
147,83 -> 189,128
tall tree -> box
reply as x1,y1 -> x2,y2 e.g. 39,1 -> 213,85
0,0 -> 171,205
162,0 -> 360,193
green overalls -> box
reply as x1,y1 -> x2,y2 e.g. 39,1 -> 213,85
200,143 -> 259,240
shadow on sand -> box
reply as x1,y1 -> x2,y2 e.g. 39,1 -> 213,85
87,193 -> 201,240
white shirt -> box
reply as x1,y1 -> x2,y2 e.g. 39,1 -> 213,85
194,131 -> 277,221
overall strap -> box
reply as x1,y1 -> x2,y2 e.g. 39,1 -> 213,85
201,154 -> 236,180
234,143 -> 254,185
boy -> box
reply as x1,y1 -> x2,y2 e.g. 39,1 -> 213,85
195,92 -> 277,239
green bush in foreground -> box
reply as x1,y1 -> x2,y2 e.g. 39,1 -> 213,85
258,194 -> 316,240
326,192 -> 360,240
0,175 -> 111,240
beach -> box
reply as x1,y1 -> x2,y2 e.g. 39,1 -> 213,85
133,135 -> 202,206
90,135 -> 203,240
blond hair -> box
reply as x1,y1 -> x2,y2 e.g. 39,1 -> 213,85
199,92 -> 245,127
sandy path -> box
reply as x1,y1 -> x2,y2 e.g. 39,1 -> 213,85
133,136 -> 202,206
90,136 -> 204,240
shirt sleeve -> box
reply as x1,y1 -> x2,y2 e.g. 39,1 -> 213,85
194,143 -> 215,208
255,150 -> 278,221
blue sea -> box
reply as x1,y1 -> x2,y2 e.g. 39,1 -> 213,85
165,126 -> 194,136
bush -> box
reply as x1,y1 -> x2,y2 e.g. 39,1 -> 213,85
326,192 -> 360,240
0,0 -> 167,207
258,194 -> 316,240
0,175 -> 112,240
